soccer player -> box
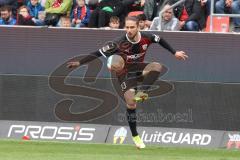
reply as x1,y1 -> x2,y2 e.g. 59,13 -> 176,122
67,16 -> 188,149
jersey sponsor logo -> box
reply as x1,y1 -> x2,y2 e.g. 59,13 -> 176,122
127,52 -> 146,60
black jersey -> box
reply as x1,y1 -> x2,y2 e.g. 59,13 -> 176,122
99,32 -> 175,64
79,32 -> 176,65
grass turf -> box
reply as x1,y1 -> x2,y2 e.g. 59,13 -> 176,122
0,139 -> 239,160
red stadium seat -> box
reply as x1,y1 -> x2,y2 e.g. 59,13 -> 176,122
205,16 -> 230,32
128,11 -> 144,17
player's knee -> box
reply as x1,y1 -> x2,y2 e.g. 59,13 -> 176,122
107,55 -> 125,73
143,62 -> 163,75
151,62 -> 162,72
124,89 -> 136,108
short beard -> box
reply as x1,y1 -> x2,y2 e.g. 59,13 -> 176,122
3,17 -> 10,22
129,32 -> 138,41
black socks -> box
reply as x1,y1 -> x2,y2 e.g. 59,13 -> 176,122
126,108 -> 138,137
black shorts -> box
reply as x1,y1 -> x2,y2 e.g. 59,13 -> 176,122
116,62 -> 149,93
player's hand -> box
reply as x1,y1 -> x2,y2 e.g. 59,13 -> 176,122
67,61 -> 80,68
175,51 -> 188,60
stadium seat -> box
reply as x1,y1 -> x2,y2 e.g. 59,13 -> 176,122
128,11 -> 144,17
205,16 -> 230,32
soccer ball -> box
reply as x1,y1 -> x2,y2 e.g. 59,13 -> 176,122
107,55 -> 125,72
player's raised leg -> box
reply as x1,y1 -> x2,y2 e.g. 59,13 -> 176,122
134,62 -> 167,102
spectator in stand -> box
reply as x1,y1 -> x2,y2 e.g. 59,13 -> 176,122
150,4 -> 179,31
87,0 -> 99,10
215,0 -> 234,13
215,0 -> 240,32
0,5 -> 16,25
205,0 -> 211,15
27,0 -> 44,18
144,0 -> 169,21
0,0 -> 18,17
17,0 -> 24,6
71,0 -> 91,27
232,0 -> 240,32
17,5 -> 35,26
39,0 -> 47,7
26,0 -> 45,26
137,13 -> 149,30
44,0 -> 73,26
45,0 -> 72,14
88,0 -> 123,28
120,0 -> 144,28
200,0 -> 210,31
109,16 -> 120,29
23,0 -> 47,7
169,0 -> 207,31
59,15 -> 71,27
37,10 -> 46,25
122,0 -> 145,14
102,16 -> 120,29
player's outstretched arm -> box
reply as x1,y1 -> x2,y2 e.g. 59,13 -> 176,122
66,41 -> 118,69
66,50 -> 104,69
174,51 -> 188,60
153,35 -> 188,60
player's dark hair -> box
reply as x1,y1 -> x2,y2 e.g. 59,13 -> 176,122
125,16 -> 139,26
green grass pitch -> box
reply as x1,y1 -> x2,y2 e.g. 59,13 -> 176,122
0,139 -> 239,160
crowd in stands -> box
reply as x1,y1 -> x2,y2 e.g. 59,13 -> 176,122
0,0 -> 239,32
